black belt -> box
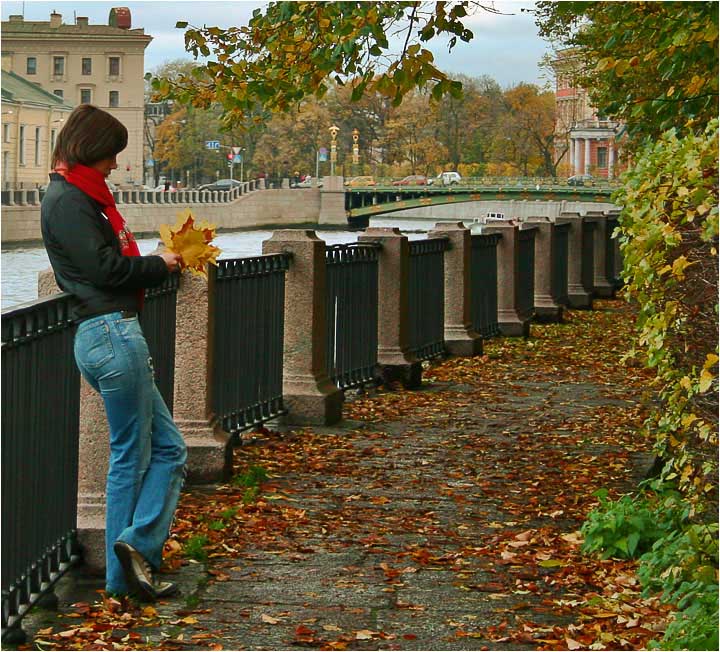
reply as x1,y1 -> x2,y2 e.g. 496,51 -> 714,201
120,310 -> 138,319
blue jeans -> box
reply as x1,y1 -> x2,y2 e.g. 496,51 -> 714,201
74,312 -> 187,594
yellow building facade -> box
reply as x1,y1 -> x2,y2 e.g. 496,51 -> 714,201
1,8 -> 152,187
1,70 -> 73,187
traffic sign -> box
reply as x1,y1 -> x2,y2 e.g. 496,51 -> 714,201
318,147 -> 328,162
205,140 -> 220,150
146,159 -> 154,167
232,146 -> 242,155
233,155 -> 242,164
226,153 -> 233,160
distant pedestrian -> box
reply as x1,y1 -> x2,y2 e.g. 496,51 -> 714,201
40,104 -> 187,602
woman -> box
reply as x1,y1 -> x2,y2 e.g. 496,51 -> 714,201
41,104 -> 187,601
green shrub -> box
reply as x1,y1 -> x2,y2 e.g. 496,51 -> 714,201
639,522 -> 718,606
581,487 -> 685,559
649,583 -> 718,651
614,120 -> 718,507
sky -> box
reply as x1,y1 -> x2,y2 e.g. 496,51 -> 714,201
1,0 -> 554,88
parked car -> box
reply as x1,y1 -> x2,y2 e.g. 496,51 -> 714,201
392,175 -> 428,186
292,176 -> 323,188
567,174 -> 595,186
435,171 -> 462,186
344,176 -> 376,187
198,178 -> 243,192
153,184 -> 177,192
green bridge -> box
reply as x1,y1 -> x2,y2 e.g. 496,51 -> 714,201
345,179 -> 619,227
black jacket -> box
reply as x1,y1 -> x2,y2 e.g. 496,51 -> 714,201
41,173 -> 168,321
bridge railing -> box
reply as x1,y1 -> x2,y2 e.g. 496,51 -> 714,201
408,238 -> 448,361
325,243 -> 380,390
470,234 -> 501,338
210,254 -> 290,434
364,176 -> 622,189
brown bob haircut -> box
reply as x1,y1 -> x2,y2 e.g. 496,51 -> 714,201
52,104 -> 128,168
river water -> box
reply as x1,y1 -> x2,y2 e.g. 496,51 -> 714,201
1,218 -> 441,310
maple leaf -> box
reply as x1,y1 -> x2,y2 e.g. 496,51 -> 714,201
159,210 -> 221,279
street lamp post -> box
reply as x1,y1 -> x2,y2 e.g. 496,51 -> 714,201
329,124 -> 340,176
352,127 -> 360,175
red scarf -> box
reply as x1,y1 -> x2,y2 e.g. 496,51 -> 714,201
56,162 -> 144,307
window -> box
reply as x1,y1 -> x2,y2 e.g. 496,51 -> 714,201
109,91 -> 119,107
50,129 -> 57,153
3,123 -> 9,143
82,57 -> 92,75
80,88 -> 92,104
34,127 -> 41,165
597,146 -> 608,168
108,56 -> 120,76
53,90 -> 64,99
18,126 -> 25,165
53,56 -> 65,76
26,57 -> 37,75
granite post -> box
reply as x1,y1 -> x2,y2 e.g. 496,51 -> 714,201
526,217 -> 563,322
428,222 -> 483,356
560,211 -> 593,309
173,271 -> 232,482
262,230 -> 344,424
481,221 -> 531,336
358,227 -> 422,387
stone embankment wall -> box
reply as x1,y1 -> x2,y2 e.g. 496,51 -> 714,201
1,187 -> 327,244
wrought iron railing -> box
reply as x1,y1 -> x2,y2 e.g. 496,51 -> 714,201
325,243 -> 380,390
581,219 -> 596,295
551,223 -> 570,305
140,273 -> 180,412
517,227 -> 536,319
408,238 -> 447,360
1,293 -> 81,637
210,254 -> 290,434
470,234 -> 501,338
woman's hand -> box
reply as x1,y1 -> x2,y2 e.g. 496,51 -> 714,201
160,251 -> 182,272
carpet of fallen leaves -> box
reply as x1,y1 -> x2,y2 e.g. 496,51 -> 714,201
24,300 -> 674,651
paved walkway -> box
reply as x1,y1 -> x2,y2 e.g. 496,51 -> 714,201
18,300 -> 657,651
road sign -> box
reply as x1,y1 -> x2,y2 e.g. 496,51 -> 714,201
232,146 -> 242,155
318,147 -> 328,162
226,153 -> 233,160
145,159 -> 154,167
205,140 -> 220,150
233,155 -> 242,164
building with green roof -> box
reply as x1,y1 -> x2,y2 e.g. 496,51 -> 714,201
1,69 -> 72,187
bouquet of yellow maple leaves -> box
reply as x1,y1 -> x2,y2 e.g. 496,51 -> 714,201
159,210 -> 221,279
